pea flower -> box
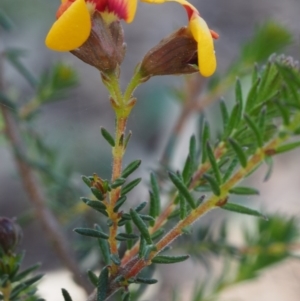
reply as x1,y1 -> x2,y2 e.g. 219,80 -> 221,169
141,0 -> 218,77
45,0 -> 138,51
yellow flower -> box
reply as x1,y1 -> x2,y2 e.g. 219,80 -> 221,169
45,0 -> 138,51
141,0 -> 218,77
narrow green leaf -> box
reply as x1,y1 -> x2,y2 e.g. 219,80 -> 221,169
202,174 -> 221,196
115,236 -> 130,242
0,275 -> 9,287
62,289 -> 73,301
189,135 -> 197,163
258,106 -> 267,136
151,255 -> 189,264
96,225 -> 110,265
134,202 -> 147,213
97,267 -> 109,301
82,175 -> 92,188
197,195 -> 205,207
186,135 -> 197,180
10,284 -> 26,299
229,186 -> 259,195
113,275 -> 125,284
151,228 -> 165,240
82,198 -> 106,210
220,98 -> 229,130
168,172 -> 196,209
106,219 -> 113,227
121,178 -> 142,196
228,138 -> 247,168
130,209 -> 152,244
223,158 -> 239,182
150,173 -> 161,217
276,63 -> 300,103
235,78 -> 243,108
110,254 -> 121,265
201,122 -> 210,163
144,244 -> 157,261
244,114 -> 263,147
245,78 -> 260,111
182,155 -> 192,184
85,199 -> 108,216
91,187 -> 104,201
221,203 -> 267,220
179,194 -> 187,220
122,291 -> 130,301
275,141 -> 300,154
100,127 -> 115,147
120,213 -> 131,220
264,156 -> 273,182
12,263 -> 41,282
74,228 -> 109,239
125,221 -> 134,250
23,274 -> 43,286
206,142 -> 222,184
224,103 -> 240,138
121,160 -> 141,178
118,218 -> 128,227
139,214 -> 155,223
88,270 -> 98,287
149,192 -> 157,227
113,196 -> 127,212
275,101 -> 290,125
135,277 -> 158,284
142,247 -> 157,264
139,237 -> 146,259
119,133 -> 124,146
111,178 -> 126,189
256,60 -> 280,103
116,233 -> 139,240
124,131 -> 132,150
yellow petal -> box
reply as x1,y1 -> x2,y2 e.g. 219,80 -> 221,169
189,15 -> 216,77
45,0 -> 91,51
123,0 -> 138,23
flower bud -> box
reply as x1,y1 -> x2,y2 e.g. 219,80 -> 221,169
139,27 -> 198,79
71,13 -> 126,73
0,217 -> 22,254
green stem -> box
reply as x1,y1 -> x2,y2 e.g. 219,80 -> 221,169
123,70 -> 142,103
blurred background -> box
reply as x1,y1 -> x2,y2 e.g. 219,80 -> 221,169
1,0 -> 300,300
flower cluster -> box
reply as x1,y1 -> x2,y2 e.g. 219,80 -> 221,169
45,0 -> 218,76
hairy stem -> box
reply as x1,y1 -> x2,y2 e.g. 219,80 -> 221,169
122,108 -> 300,282
108,114 -> 128,258
104,71 -> 137,273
